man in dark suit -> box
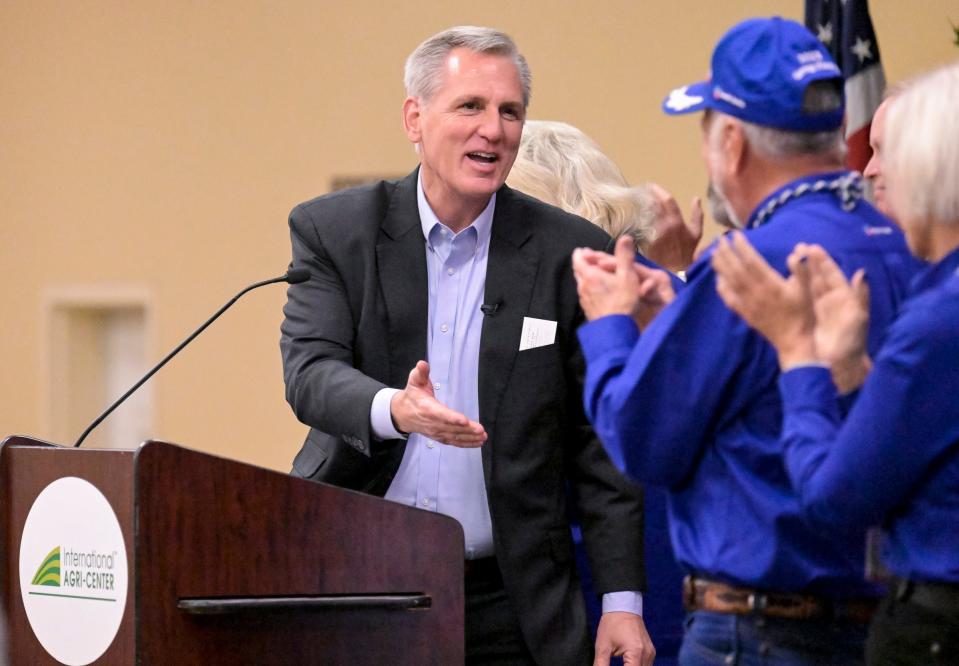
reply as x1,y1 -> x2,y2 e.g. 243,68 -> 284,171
280,26 -> 652,666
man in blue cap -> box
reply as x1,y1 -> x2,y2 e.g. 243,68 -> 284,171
571,17 -> 922,664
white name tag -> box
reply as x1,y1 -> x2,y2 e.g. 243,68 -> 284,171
519,317 -> 557,351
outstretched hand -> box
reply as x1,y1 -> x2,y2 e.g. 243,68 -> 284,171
390,361 -> 487,447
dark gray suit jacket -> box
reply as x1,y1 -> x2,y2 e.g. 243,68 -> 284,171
280,169 -> 645,665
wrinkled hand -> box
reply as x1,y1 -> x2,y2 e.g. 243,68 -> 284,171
593,612 -> 655,666
711,232 -> 817,369
573,236 -> 674,329
801,245 -> 872,392
390,361 -> 487,446
641,183 -> 704,273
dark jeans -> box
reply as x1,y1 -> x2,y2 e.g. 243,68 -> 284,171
866,590 -> 959,665
464,559 -> 536,666
679,610 -> 868,665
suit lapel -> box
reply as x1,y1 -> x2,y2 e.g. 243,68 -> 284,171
479,186 -> 538,474
376,170 -> 428,388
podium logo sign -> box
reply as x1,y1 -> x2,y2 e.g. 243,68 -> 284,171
19,477 -> 128,666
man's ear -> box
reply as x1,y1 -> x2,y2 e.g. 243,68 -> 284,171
403,96 -> 422,144
723,119 -> 747,176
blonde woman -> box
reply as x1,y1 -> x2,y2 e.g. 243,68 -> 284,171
508,120 -> 702,273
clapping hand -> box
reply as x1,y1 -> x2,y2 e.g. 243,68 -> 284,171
573,236 -> 676,330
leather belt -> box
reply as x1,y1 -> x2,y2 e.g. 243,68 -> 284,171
683,575 -> 877,624
463,557 -> 500,581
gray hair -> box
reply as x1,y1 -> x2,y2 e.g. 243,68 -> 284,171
404,26 -> 532,107
885,60 -> 959,226
741,122 -> 846,161
741,80 -> 846,161
506,120 -> 657,247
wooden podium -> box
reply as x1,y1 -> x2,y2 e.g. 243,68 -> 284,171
0,436 -> 465,664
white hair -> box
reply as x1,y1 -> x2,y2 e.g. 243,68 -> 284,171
885,60 -> 959,226
404,26 -> 531,107
506,120 -> 657,247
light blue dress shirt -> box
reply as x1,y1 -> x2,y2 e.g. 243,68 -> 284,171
371,173 -> 641,614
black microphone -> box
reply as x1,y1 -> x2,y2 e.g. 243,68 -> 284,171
73,269 -> 310,448
480,302 -> 500,316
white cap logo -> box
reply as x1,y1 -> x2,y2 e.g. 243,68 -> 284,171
664,86 -> 704,111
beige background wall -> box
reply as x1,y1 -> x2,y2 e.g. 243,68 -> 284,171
2,1 -> 956,471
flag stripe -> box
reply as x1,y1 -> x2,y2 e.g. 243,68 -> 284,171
846,64 -> 886,136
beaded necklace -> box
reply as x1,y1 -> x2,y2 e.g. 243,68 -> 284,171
749,172 -> 864,229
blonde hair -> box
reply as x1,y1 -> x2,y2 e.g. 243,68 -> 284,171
885,60 -> 959,226
506,120 -> 657,247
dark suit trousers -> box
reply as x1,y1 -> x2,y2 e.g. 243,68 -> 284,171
465,558 -> 536,665
866,585 -> 959,665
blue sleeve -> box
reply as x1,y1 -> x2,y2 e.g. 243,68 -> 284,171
635,252 -> 687,293
780,305 -> 959,530
578,267 -> 767,488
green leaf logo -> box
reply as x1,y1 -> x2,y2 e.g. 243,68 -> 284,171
31,546 -> 61,587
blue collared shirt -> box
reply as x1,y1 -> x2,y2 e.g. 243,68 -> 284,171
578,173 -> 921,597
779,245 -> 959,583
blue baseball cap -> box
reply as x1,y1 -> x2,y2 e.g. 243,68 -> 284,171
662,17 -> 844,131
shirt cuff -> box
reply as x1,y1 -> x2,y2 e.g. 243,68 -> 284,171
370,388 -> 406,440
602,591 -> 643,617
779,366 -> 836,412
780,360 -> 829,372
578,315 -> 640,364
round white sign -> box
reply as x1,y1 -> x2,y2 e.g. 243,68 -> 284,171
19,477 -> 128,665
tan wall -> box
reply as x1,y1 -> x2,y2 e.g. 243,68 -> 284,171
2,1 -> 956,471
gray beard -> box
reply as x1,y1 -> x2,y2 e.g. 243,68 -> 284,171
707,181 -> 741,230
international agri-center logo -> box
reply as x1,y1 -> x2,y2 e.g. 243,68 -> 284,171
28,545 -> 120,601
19,477 -> 128,666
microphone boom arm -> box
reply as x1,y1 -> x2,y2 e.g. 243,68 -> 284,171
73,271 -> 302,448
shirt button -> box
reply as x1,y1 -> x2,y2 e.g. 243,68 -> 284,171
433,382 -> 441,391
426,441 -> 435,449
723,655 -> 734,665
440,323 -> 449,333
421,498 -> 430,507
446,267 -> 455,275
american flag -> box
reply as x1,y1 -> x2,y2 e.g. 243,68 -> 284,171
805,0 -> 886,171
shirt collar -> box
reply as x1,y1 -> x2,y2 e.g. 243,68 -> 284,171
909,243 -> 959,296
416,169 -> 495,247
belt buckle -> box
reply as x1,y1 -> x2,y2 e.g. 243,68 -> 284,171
682,576 -> 697,611
747,592 -> 768,613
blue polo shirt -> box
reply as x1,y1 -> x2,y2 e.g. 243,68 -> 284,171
780,245 -> 959,584
578,172 -> 921,597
